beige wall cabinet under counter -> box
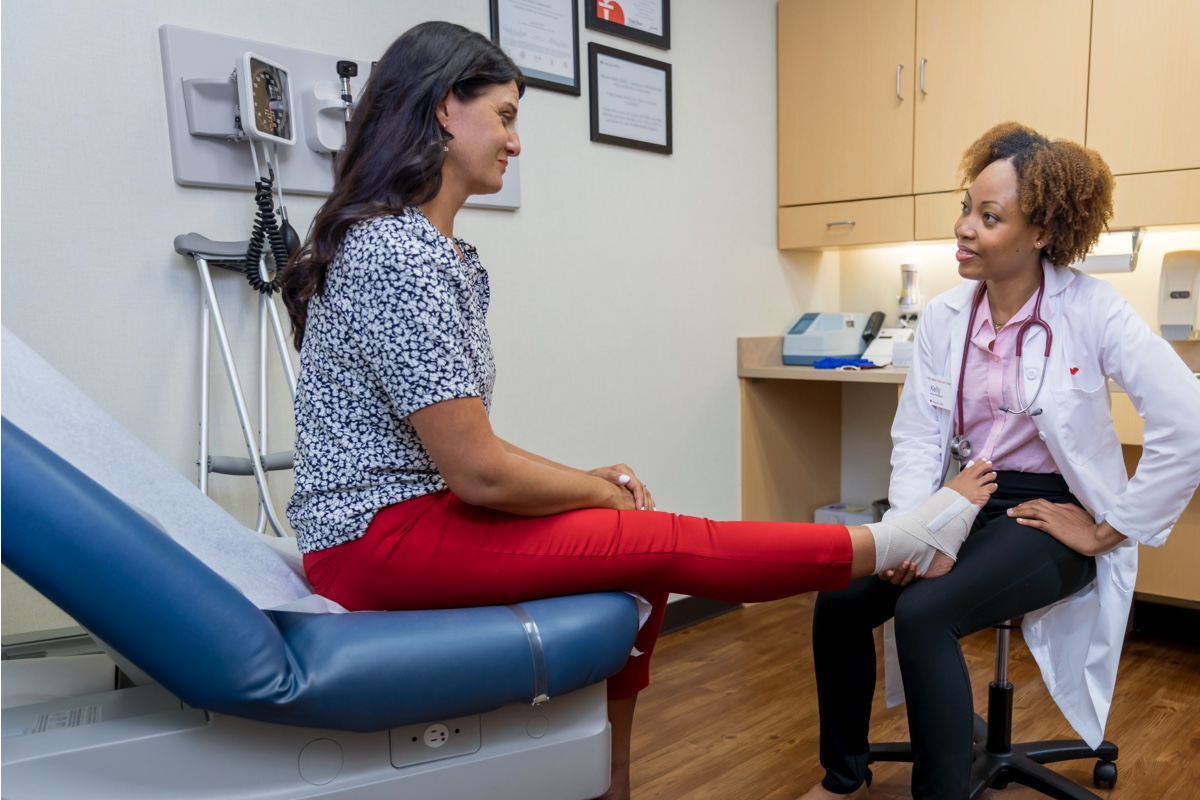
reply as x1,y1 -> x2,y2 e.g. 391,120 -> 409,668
739,338 -> 1200,605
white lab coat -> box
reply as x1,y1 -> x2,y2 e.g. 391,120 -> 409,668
884,259 -> 1200,749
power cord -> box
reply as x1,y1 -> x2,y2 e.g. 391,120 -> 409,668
241,142 -> 298,294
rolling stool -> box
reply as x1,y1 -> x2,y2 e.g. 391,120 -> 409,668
867,621 -> 1118,798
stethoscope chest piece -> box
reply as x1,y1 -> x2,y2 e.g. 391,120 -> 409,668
950,434 -> 972,462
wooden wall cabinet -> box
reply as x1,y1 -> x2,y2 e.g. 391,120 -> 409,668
912,0 -> 1091,195
777,0 -> 915,208
779,197 -> 913,249
1087,0 -> 1200,176
1087,0 -> 1200,233
778,0 -> 1198,249
778,0 -> 1091,249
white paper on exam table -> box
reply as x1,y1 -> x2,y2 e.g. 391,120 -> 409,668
1,326 -> 329,611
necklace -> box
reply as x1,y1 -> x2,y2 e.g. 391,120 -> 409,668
993,320 -> 1004,332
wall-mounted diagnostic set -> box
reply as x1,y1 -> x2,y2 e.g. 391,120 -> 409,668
159,24 -> 519,208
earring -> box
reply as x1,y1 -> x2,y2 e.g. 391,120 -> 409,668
442,144 -> 449,152
1036,240 -> 1044,248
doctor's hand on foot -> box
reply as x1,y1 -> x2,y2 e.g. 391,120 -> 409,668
870,459 -> 997,581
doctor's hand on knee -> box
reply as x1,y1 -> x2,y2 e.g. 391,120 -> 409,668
1008,499 -> 1127,556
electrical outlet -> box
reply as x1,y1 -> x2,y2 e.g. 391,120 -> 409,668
389,714 -> 481,768
423,723 -> 449,748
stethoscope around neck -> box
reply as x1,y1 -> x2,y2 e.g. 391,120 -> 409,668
949,275 -> 1053,462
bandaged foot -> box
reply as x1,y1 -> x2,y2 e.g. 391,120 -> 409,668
867,461 -> 995,575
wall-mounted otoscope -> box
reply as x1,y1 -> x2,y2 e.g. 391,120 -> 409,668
337,60 -> 358,123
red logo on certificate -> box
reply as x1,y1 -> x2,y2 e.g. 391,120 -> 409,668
597,1 -> 626,24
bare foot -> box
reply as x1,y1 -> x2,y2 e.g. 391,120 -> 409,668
923,550 -> 956,579
944,459 -> 997,507
797,781 -> 868,799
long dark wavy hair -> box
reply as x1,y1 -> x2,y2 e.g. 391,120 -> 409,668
280,21 -> 525,349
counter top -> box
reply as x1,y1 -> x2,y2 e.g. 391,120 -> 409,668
737,337 -> 907,384
739,336 -> 1200,390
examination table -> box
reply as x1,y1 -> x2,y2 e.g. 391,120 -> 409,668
0,329 -> 641,799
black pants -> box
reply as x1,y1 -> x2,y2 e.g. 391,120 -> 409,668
812,472 -> 1097,799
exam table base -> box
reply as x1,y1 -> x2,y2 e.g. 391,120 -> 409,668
2,681 -> 612,799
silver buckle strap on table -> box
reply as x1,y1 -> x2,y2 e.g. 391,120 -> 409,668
506,604 -> 550,705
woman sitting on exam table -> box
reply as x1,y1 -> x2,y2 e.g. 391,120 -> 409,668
801,122 -> 1200,800
277,21 -> 999,800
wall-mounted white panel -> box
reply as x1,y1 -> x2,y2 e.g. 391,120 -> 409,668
159,24 -> 369,196
158,24 -> 519,209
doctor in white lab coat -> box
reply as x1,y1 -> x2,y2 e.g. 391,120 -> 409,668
889,257 -> 1200,746
802,122 -> 1200,800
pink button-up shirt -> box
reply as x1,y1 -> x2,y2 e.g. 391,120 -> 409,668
960,288 -> 1058,473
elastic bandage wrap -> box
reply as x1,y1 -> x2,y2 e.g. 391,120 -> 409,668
867,487 -> 979,574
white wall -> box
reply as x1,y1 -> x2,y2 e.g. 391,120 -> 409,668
1,0 -> 836,633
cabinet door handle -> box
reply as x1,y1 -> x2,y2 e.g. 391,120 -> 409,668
896,64 -> 904,100
826,220 -> 856,228
920,58 -> 927,94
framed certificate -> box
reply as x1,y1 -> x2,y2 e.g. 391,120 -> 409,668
585,0 -> 670,51
490,0 -> 581,95
588,43 -> 672,155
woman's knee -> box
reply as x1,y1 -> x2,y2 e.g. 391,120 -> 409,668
892,583 -> 960,645
814,577 -> 901,633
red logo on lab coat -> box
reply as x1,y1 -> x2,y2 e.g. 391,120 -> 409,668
1070,367 -> 1079,375
597,1 -> 625,24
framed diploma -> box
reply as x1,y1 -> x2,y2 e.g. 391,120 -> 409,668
585,0 -> 670,51
490,0 -> 581,95
588,43 -> 672,155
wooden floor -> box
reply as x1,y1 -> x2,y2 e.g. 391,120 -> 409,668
630,594 -> 1200,799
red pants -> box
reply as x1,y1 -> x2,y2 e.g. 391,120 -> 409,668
303,490 -> 853,699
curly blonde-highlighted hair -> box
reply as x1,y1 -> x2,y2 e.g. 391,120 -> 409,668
958,122 -> 1114,267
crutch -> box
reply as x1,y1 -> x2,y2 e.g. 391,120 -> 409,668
173,233 -> 296,537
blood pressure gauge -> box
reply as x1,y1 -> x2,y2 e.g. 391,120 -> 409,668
237,52 -> 296,145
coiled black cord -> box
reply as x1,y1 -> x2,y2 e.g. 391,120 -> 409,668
242,168 -> 289,294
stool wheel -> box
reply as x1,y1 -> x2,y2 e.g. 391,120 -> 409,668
1093,759 -> 1117,789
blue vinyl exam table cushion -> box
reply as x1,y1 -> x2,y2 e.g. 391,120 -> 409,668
0,323 -> 639,734
1,421 -> 639,732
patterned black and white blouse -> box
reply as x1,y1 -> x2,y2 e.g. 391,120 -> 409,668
286,209 -> 495,553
